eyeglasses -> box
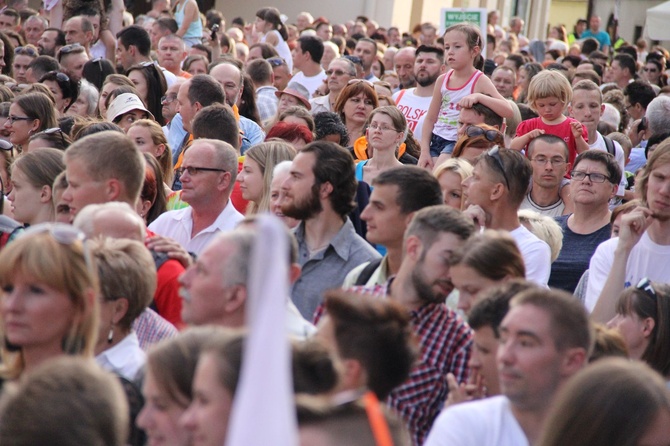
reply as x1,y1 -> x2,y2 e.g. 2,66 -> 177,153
6,115 -> 35,124
14,46 -> 38,57
177,166 -> 227,176
326,69 -> 354,77
570,170 -> 610,183
466,125 -> 503,142
161,94 -> 177,104
636,277 -> 657,301
531,156 -> 566,166
368,123 -> 398,132
486,146 -> 511,190
347,79 -> 374,86
267,57 -> 286,67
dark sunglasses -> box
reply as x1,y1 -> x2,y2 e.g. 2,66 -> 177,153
14,46 -> 38,57
59,43 -> 83,54
466,125 -> 502,142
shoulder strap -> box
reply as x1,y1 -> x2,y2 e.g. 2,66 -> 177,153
603,136 -> 615,156
395,89 -> 406,102
354,258 -> 383,286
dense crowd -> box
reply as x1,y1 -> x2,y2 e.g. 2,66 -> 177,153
0,1 -> 668,445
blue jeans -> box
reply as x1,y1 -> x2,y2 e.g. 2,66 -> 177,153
429,133 -> 456,157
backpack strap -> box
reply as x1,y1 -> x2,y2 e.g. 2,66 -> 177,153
354,257 -> 384,286
603,136 -> 615,156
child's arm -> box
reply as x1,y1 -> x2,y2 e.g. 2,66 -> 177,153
419,74 -> 446,170
463,75 -> 515,118
571,121 -> 590,154
510,129 -> 545,151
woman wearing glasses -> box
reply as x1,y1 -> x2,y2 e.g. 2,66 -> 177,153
642,57 -> 666,89
40,70 -> 79,116
4,92 -> 58,151
0,223 -> 99,380
356,106 -> 408,185
607,279 -> 670,379
8,147 -> 64,226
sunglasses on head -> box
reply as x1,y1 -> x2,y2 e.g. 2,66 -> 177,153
267,57 -> 286,67
14,46 -> 38,57
466,125 -> 502,142
486,146 -> 511,190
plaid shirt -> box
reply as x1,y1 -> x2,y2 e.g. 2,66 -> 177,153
132,308 -> 179,351
349,281 -> 472,446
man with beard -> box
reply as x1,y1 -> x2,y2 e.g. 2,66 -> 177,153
280,141 -> 380,320
37,28 -> 65,57
589,142 -> 670,321
344,205 -> 474,446
393,45 -> 445,142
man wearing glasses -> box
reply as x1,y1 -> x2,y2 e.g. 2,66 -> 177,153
149,139 -> 244,255
521,134 -> 570,217
549,150 -> 621,293
462,147 -> 551,286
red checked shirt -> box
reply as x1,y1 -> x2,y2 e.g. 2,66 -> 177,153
344,280 -> 473,446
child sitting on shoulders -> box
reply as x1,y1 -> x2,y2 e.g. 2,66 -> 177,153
510,70 -> 589,169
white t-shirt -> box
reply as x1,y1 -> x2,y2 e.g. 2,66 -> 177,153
148,201 -> 244,255
392,88 -> 432,142
290,70 -> 326,98
424,396 -> 528,446
510,225 -> 552,286
520,193 -> 565,217
585,231 -> 670,311
589,132 -> 626,196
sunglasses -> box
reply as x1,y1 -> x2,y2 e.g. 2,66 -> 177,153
41,127 -> 67,146
267,57 -> 286,67
636,277 -> 657,302
486,146 -> 511,190
47,70 -> 70,83
0,139 -> 14,156
14,46 -> 38,57
344,55 -> 363,67
59,43 -> 83,54
466,125 -> 503,142
20,222 -> 85,244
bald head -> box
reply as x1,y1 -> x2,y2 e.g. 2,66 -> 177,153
394,47 -> 416,88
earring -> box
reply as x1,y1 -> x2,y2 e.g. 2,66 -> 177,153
107,325 -> 114,344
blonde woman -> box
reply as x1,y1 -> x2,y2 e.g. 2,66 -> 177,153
237,141 -> 296,215
0,224 -> 99,380
433,158 -> 473,210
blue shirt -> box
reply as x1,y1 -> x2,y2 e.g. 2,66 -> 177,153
581,29 -> 611,50
239,116 -> 265,154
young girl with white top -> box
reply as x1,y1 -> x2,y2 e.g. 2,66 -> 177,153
420,23 -> 513,170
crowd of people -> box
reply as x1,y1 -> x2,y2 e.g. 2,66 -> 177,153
0,0 -> 669,444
